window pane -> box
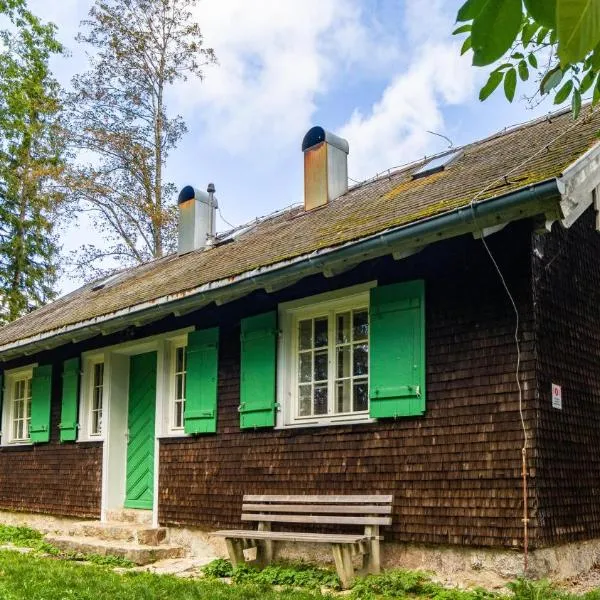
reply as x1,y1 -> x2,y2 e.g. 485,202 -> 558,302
176,373 -> 185,399
314,350 -> 328,382
298,320 -> 312,351
176,347 -> 185,372
314,317 -> 328,348
175,401 -> 183,428
354,381 -> 369,412
298,352 -> 312,383
336,312 -> 351,344
353,344 -> 368,376
353,310 -> 368,341
337,346 -> 351,379
298,385 -> 311,416
314,385 -> 328,415
336,380 -> 351,413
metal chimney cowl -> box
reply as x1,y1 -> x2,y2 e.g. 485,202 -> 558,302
302,126 -> 349,211
177,184 -> 218,254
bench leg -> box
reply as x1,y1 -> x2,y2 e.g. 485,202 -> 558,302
256,522 -> 274,566
332,544 -> 354,589
363,525 -> 381,574
225,539 -> 245,567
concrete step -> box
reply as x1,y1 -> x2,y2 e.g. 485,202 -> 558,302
45,534 -> 185,566
105,509 -> 153,525
70,521 -> 168,546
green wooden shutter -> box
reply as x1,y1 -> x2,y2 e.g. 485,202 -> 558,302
30,364 -> 52,443
369,280 -> 426,418
184,327 -> 219,434
59,358 -> 80,442
240,311 -> 278,429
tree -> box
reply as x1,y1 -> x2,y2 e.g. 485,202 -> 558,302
0,0 -> 65,323
66,0 -> 215,279
454,0 -> 600,117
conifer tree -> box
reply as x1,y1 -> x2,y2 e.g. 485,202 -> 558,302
0,1 -> 65,323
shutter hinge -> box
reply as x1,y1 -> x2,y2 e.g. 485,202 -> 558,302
415,386 -> 421,397
237,403 -> 245,413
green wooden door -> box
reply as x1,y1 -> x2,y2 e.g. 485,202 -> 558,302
125,352 -> 157,509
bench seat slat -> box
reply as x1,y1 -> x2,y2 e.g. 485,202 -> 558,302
241,513 -> 391,526
243,494 -> 393,504
242,503 -> 392,515
213,530 -> 369,544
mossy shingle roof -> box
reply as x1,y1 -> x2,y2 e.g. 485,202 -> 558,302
1,107 -> 600,348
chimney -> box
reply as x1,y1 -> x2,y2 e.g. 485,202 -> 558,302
302,126 -> 349,211
177,183 -> 218,254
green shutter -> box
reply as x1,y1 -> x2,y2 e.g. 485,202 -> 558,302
30,364 -> 52,443
369,280 -> 426,418
59,358 -> 80,442
184,327 -> 219,434
240,311 -> 278,429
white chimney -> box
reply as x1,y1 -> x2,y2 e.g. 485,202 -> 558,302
177,183 -> 218,254
302,126 -> 349,211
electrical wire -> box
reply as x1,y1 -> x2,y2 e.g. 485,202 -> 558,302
465,104 -> 600,574
217,207 -> 236,230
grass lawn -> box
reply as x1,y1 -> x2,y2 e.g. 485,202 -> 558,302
2,547 -> 600,600
0,550 -> 327,600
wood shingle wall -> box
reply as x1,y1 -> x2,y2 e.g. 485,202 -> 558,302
533,207 -> 600,547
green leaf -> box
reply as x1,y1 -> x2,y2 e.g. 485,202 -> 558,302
554,79 -> 574,104
536,27 -> 549,44
518,60 -> 530,81
457,0 -> 487,21
461,36 -> 472,55
471,0 -> 523,66
593,74 -> 600,103
524,0 -> 556,28
557,0 -> 600,65
572,88 -> 582,118
541,65 -> 564,94
580,68 -> 596,93
479,71 -> 503,100
522,22 -> 539,46
452,24 -> 472,35
504,68 -> 517,102
528,53 -> 538,68
591,44 -> 600,70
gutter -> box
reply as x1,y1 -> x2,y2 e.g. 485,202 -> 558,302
0,179 -> 562,360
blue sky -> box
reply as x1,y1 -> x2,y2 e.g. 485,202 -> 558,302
27,0 -> 557,293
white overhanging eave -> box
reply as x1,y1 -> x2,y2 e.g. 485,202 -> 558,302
558,141 -> 600,228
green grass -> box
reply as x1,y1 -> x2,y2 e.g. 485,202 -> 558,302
0,524 -> 135,568
3,548 -> 600,600
0,551 -> 330,599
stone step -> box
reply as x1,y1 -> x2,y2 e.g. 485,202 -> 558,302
70,521 -> 168,546
105,509 -> 153,525
45,534 -> 185,566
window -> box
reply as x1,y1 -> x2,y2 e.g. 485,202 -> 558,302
11,375 -> 32,442
171,345 -> 187,430
90,362 -> 104,436
2,367 -> 34,445
279,285 -> 374,427
79,355 -> 106,441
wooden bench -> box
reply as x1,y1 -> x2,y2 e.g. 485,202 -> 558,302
213,494 -> 393,588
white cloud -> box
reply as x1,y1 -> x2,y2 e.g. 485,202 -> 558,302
338,1 -> 476,181
181,0 -> 403,153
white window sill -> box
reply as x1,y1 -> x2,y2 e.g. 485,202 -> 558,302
277,415 -> 376,429
158,431 -> 190,439
77,437 -> 104,443
1,440 -> 33,447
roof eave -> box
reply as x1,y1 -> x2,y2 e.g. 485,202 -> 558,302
0,178 -> 563,362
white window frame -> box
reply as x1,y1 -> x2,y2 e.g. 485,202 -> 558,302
164,334 -> 188,436
79,353 -> 106,441
277,282 -> 376,429
1,365 -> 35,446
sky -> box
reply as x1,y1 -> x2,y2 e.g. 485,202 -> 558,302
26,0 -> 557,294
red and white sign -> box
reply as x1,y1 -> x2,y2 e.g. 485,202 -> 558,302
552,383 -> 562,410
